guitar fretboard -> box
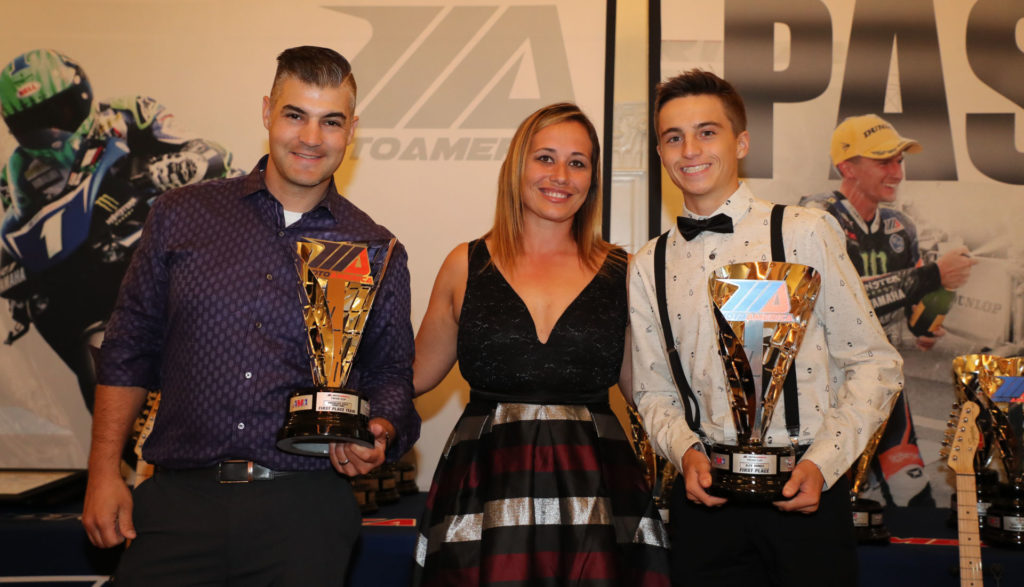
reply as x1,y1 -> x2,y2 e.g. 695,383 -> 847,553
956,473 -> 983,587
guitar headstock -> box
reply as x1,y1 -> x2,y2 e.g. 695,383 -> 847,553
945,401 -> 980,475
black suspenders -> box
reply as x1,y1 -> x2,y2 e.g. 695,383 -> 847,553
654,205 -> 801,440
654,234 -> 701,434
772,206 -> 802,441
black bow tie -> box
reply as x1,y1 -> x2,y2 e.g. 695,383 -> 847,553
676,213 -> 734,241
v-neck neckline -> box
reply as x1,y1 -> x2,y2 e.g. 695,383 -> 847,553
482,242 -> 608,345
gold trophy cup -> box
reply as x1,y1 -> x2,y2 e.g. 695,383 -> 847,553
277,237 -> 396,457
952,354 -> 1024,547
707,262 -> 820,501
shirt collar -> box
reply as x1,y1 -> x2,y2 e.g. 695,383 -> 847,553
241,155 -> 346,222
680,182 -> 755,225
833,190 -> 878,234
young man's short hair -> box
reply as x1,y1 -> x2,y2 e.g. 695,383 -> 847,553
654,69 -> 747,134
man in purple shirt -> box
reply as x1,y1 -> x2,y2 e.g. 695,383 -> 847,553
81,46 -> 419,585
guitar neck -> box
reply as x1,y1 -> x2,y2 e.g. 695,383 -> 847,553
955,472 -> 983,587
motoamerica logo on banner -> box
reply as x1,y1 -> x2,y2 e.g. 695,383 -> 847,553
326,4 -> 576,162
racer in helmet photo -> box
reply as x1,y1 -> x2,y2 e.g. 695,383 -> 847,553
0,49 -> 239,411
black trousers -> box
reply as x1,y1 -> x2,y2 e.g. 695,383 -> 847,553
115,468 -> 360,586
670,475 -> 857,587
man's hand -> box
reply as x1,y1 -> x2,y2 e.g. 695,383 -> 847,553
82,384 -> 147,548
329,418 -> 394,476
915,326 -> 946,351
681,446 -> 727,507
774,460 -> 824,513
936,246 -> 977,290
82,471 -> 136,548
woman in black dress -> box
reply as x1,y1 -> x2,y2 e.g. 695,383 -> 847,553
412,103 -> 670,586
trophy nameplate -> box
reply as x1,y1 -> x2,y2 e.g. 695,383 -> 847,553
708,262 -> 820,501
277,237 -> 396,457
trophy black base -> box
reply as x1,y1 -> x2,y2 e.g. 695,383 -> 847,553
851,497 -> 890,544
708,443 -> 796,502
982,509 -> 1024,548
981,481 -> 1024,548
277,388 -> 374,457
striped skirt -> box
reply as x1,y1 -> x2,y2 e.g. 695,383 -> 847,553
413,401 -> 671,586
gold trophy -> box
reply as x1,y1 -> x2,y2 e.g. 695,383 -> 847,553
951,354 -> 1024,547
277,237 -> 396,457
707,262 -> 820,501
627,404 -> 675,522
627,404 -> 657,489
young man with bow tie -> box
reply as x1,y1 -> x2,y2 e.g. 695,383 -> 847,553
628,69 -> 903,586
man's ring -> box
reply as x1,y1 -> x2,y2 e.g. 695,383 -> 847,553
339,459 -> 351,465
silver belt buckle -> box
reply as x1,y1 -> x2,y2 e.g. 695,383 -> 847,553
218,459 -> 254,483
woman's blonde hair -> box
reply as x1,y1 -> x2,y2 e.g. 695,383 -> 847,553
486,102 -> 614,271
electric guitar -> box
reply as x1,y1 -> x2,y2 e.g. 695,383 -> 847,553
945,401 -> 982,586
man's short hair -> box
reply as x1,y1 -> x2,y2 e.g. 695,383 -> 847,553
269,46 -> 356,106
654,69 -> 747,134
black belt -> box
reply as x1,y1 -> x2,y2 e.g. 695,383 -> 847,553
157,460 -> 301,483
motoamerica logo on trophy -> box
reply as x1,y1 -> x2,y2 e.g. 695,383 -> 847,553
707,262 -> 820,500
951,354 -> 1024,547
277,237 -> 397,457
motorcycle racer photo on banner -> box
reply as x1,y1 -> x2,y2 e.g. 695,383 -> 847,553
800,114 -> 978,507
0,49 -> 239,413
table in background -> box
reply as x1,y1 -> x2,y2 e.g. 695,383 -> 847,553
2,495 -> 1022,586
858,506 -> 1022,586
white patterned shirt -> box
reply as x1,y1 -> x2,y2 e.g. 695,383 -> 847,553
628,183 -> 903,489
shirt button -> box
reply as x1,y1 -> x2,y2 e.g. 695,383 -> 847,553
244,372 -> 252,379
266,273 -> 274,280
237,422 -> 245,430
255,321 -> 263,329
709,253 -> 717,260
278,231 -> 285,237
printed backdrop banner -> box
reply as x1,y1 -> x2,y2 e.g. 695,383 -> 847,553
654,0 -> 1023,506
0,0 -> 613,489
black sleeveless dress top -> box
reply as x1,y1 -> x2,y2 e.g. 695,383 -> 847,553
456,240 -> 627,405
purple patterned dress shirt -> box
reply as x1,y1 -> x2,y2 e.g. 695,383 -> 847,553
97,156 -> 419,470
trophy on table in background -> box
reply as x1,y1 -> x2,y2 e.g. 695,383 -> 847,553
951,354 -> 1024,548
371,465 -> 400,505
707,262 -> 820,501
849,411 -> 894,543
396,461 -> 418,495
277,237 -> 397,457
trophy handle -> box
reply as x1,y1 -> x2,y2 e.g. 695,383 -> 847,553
626,404 -> 657,489
372,238 -> 399,289
711,305 -> 757,441
850,391 -> 901,496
